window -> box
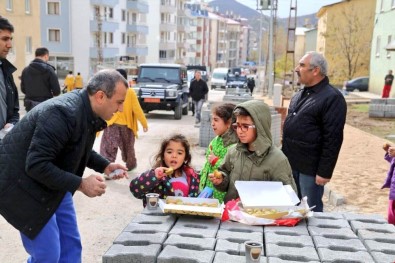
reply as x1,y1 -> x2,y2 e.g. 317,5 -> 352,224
122,10 -> 126,21
108,32 -> 113,44
122,33 -> 125,44
131,13 -> 137,23
376,36 -> 381,57
392,0 -> 395,8
26,36 -> 32,53
49,29 -> 61,42
387,35 -> 392,58
105,7 -> 113,19
48,2 -> 60,15
25,0 -> 31,14
380,0 -> 384,11
6,0 -> 13,11
159,50 -> 167,58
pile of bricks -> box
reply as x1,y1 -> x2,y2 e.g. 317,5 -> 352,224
103,208 -> 395,262
369,98 -> 395,118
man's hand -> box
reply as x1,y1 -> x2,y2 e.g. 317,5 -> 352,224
78,175 -> 106,197
104,163 -> 128,180
316,175 -> 330,186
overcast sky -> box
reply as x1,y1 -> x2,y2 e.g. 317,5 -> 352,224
235,0 -> 341,18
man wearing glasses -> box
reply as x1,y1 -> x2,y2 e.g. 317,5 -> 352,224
282,51 -> 347,212
209,100 -> 296,203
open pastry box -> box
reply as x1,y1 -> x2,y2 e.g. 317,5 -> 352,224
158,196 -> 224,218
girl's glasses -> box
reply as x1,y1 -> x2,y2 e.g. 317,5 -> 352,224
231,123 -> 256,132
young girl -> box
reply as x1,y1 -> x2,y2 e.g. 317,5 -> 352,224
199,103 -> 237,203
130,134 -> 200,206
382,143 -> 395,224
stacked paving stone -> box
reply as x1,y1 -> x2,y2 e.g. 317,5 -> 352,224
199,105 -> 281,148
103,208 -> 395,263
369,98 -> 395,118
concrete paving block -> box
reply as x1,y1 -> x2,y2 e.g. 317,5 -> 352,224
316,247 -> 375,262
265,243 -> 319,262
357,229 -> 395,242
213,252 -> 267,263
307,218 -> 350,228
349,221 -> 395,234
342,213 -> 387,224
267,257 -> 320,263
163,234 -> 216,251
215,239 -> 242,255
370,99 -> 387,105
216,229 -> 263,244
384,109 -> 395,118
113,231 -> 167,246
131,213 -> 177,226
123,222 -> 173,233
102,244 -> 161,263
265,231 -> 314,247
169,216 -> 220,238
219,220 -> 263,233
312,235 -> 366,251
370,251 -> 395,263
363,239 -> 395,254
328,191 -> 344,206
157,245 -> 215,263
313,212 -> 344,220
264,225 -> 309,236
369,110 -> 385,118
386,98 -> 395,105
307,226 -> 358,239
141,206 -> 167,215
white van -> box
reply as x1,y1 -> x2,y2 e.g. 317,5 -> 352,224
210,68 -> 229,90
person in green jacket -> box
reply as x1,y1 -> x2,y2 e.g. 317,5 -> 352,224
209,100 -> 296,203
199,103 -> 238,203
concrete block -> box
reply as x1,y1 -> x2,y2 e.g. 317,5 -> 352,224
370,99 -> 387,105
169,216 -> 220,238
384,107 -> 395,118
215,239 -> 243,255
163,234 -> 216,251
313,212 -> 344,220
267,257 -> 320,263
131,213 -> 177,226
357,229 -> 395,242
312,235 -> 366,251
265,243 -> 319,262
102,244 -> 161,263
328,191 -> 345,206
113,231 -> 167,246
123,222 -> 173,233
213,252 -> 265,263
369,110 -> 385,118
219,220 -> 263,232
307,226 -> 358,239
385,98 -> 395,105
216,229 -> 263,244
307,218 -> 350,228
141,206 -> 167,216
157,245 -> 215,263
363,239 -> 395,253
371,251 -> 395,263
342,213 -> 387,224
264,225 -> 309,236
316,248 -> 375,262
349,221 -> 395,234
265,231 -> 314,247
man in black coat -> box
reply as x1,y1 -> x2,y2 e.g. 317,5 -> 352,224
189,70 -> 208,124
0,70 -> 129,262
0,17 -> 19,139
21,47 -> 61,111
282,51 -> 347,212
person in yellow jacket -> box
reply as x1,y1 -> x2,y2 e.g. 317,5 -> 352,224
64,71 -> 75,92
100,68 -> 148,174
74,72 -> 83,89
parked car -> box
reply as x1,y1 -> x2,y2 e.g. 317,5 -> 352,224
344,76 -> 369,92
211,67 -> 229,90
225,73 -> 249,95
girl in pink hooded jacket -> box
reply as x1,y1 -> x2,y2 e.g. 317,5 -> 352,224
382,143 -> 395,224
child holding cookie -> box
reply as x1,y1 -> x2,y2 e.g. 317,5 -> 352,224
382,142 -> 395,224
130,134 -> 200,207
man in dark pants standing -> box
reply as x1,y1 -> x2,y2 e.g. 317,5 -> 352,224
282,51 -> 347,212
21,47 -> 61,112
382,70 -> 394,98
189,70 -> 208,124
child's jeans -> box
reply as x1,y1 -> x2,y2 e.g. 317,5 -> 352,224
389,200 -> 395,224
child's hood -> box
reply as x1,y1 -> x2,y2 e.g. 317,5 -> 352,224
234,100 -> 272,156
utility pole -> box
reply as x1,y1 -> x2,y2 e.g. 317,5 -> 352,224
95,6 -> 103,70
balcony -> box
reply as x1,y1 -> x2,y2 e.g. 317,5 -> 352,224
90,20 -> 119,32
90,46 -> 119,59
160,4 -> 176,13
127,24 -> 148,34
126,45 -> 148,56
127,0 -> 148,14
159,41 -> 176,50
177,24 -> 187,32
91,0 -> 118,7
160,23 -> 177,32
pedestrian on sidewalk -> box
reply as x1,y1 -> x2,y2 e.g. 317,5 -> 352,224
189,70 -> 208,124
21,47 -> 61,112
0,69 -> 129,263
74,72 -> 84,89
382,143 -> 395,224
64,71 -> 75,93
382,70 -> 393,98
282,51 -> 347,212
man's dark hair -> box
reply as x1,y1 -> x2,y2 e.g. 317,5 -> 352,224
35,47 -> 49,57
116,68 -> 127,80
0,16 -> 14,32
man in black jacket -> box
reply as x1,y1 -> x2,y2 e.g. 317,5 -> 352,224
189,70 -> 208,124
282,51 -> 347,212
0,69 -> 128,262
21,47 -> 61,112
0,17 -> 19,138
